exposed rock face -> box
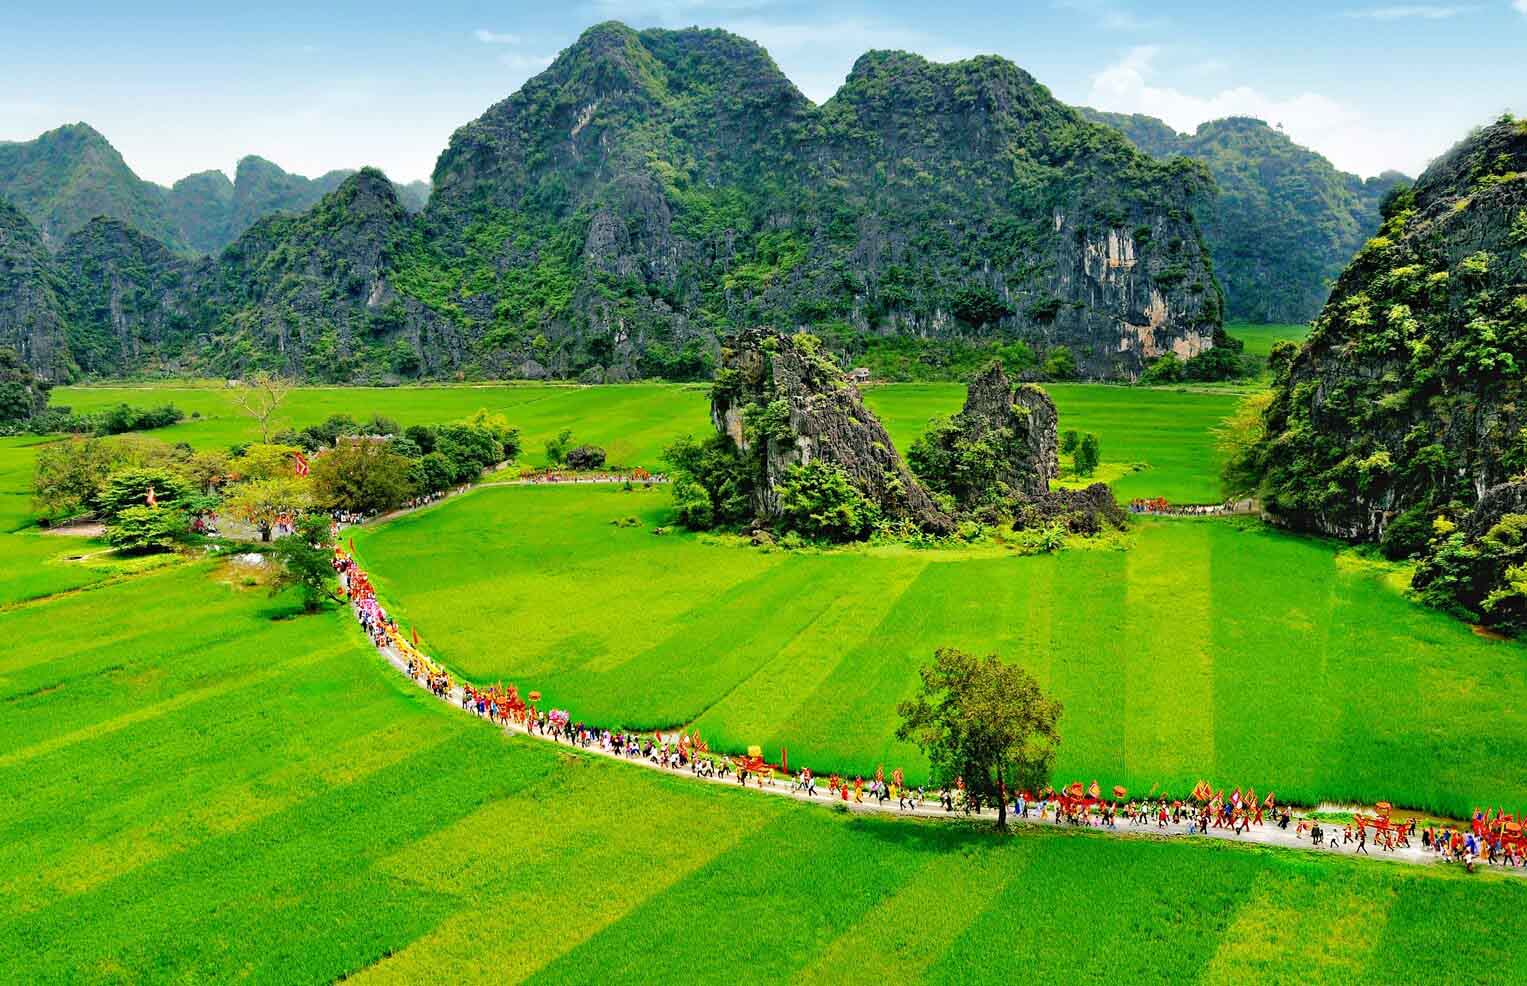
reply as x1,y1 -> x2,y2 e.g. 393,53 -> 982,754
0,199 -> 71,380
712,329 -> 952,532
56,218 -> 190,375
954,363 -> 1059,497
1463,481 -> 1527,538
1080,111 -> 1409,324
1256,117 -> 1527,540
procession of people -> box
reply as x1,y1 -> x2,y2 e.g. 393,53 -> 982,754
331,544 -> 1524,875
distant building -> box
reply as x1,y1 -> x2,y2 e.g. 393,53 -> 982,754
848,367 -> 871,383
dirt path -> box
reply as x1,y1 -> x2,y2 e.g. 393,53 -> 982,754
363,620 -> 1508,874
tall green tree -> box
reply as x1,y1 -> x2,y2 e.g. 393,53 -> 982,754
310,439 -> 416,515
269,513 -> 337,612
1074,433 -> 1100,478
896,647 -> 1062,830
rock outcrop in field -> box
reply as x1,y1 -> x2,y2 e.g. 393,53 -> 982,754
711,328 -> 952,533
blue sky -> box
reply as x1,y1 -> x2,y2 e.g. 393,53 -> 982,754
3,1 -> 1522,185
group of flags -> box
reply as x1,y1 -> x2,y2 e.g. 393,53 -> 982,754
1189,780 -> 1276,808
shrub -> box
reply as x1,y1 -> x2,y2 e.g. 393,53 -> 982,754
565,445 -> 607,470
1041,346 -> 1078,380
774,460 -> 881,542
1380,506 -> 1432,560
105,505 -> 191,554
1141,353 -> 1184,384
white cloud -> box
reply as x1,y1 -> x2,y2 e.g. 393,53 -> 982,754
1086,46 -> 1419,174
474,29 -> 522,45
1051,1 -> 1164,32
1344,5 -> 1475,18
1515,0 -> 1527,14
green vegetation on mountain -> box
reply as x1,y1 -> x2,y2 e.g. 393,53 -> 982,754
397,22 -> 1220,384
0,124 -> 425,259
1234,116 -> 1527,627
1081,110 -> 1408,323
0,198 -> 73,379
0,25 -> 1224,383
0,123 -> 187,250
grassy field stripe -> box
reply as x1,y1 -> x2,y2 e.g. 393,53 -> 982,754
0,645 -> 334,770
1199,869 -> 1396,982
692,556 -> 930,755
789,838 -> 1024,983
532,810 -> 915,983
352,764 -> 773,984
1123,521 -> 1213,788
3,717 -> 457,918
1045,549 -> 1129,782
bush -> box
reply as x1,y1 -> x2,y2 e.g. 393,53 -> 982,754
664,434 -> 754,529
94,403 -> 185,435
105,505 -> 191,553
565,444 -> 607,470
1041,346 -> 1078,380
1141,353 -> 1184,384
1380,506 -> 1432,560
775,460 -> 881,542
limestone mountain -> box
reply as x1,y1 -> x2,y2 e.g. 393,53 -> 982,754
0,198 -> 72,380
0,124 -> 426,257
180,168 -> 447,381
0,123 -> 186,250
710,328 -> 954,533
1250,116 -> 1527,541
56,218 -> 193,375
1080,111 -> 1408,323
400,22 -> 1222,382
1,23 -> 1222,383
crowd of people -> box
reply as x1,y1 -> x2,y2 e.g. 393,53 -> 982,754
330,546 -> 1522,874
517,469 -> 668,485
1128,498 -> 1240,517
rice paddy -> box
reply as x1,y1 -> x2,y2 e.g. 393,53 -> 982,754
8,374 -> 1527,979
353,484 -> 1527,819
54,380 -> 1240,502
2,559 -> 1523,984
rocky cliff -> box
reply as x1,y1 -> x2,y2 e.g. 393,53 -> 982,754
401,22 -> 1221,382
711,329 -> 953,532
1254,116 -> 1527,539
56,219 -> 191,375
0,199 -> 72,380
184,169 -> 450,381
907,362 -> 1059,508
1081,111 -> 1408,323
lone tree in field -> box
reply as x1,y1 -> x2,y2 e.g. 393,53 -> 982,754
270,513 -> 336,612
896,647 -> 1062,831
229,372 -> 294,443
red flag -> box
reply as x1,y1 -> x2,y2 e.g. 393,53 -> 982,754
1088,779 -> 1101,800
411,626 -> 420,646
348,537 -> 355,554
145,486 -> 158,508
293,451 -> 310,477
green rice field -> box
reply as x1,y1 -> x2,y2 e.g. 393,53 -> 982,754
55,380 -> 1240,502
2,560 -> 1524,983
353,484 -> 1527,819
